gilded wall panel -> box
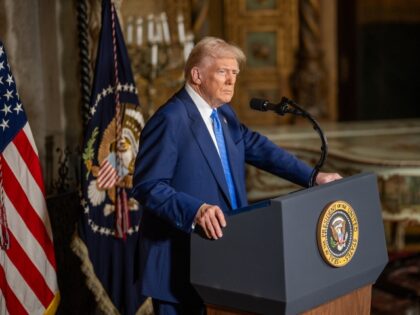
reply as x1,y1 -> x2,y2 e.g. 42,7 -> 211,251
224,0 -> 299,125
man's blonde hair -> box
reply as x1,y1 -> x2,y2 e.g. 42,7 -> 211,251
184,37 -> 246,82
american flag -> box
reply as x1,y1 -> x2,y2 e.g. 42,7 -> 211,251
0,42 -> 60,314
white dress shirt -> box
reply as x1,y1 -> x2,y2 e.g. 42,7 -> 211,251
185,83 -> 220,155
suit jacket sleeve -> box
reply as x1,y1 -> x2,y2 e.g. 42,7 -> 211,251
132,111 -> 203,233
239,121 -> 313,188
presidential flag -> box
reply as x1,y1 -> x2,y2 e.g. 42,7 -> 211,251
0,42 -> 60,314
71,0 -> 147,314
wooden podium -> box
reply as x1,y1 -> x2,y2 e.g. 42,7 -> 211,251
190,173 -> 388,314
205,285 -> 372,315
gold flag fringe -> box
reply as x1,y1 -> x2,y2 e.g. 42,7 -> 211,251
44,292 -> 60,315
71,232 -> 153,315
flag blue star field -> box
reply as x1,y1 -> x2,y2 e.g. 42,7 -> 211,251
0,41 -> 60,314
71,0 -> 146,314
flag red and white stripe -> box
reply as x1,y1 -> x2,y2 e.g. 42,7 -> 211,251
0,123 -> 60,314
97,157 -> 119,189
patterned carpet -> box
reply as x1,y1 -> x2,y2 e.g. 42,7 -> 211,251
371,252 -> 420,315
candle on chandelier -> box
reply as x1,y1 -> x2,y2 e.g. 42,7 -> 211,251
183,32 -> 194,61
147,14 -> 154,43
136,17 -> 143,46
126,16 -> 133,45
177,13 -> 185,43
151,43 -> 158,66
155,16 -> 163,43
161,12 -> 170,45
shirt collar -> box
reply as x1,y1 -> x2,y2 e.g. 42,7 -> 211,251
185,83 -> 215,119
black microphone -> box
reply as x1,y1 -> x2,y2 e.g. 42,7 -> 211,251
249,98 -> 277,112
248,96 -> 328,187
250,97 -> 290,115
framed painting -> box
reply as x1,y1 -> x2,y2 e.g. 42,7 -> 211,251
245,31 -> 277,68
237,25 -> 286,74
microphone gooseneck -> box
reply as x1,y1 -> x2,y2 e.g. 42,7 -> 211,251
249,97 -> 328,187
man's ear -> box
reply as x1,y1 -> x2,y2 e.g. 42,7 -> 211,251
191,67 -> 201,84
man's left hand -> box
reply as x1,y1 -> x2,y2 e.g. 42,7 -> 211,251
316,172 -> 342,185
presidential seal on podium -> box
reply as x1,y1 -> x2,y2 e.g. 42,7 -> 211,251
317,200 -> 359,267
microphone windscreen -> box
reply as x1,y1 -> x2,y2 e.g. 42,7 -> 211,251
249,98 -> 268,111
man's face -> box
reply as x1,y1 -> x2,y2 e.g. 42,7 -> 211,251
196,57 -> 240,108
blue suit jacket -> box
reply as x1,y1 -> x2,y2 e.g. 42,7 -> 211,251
132,88 -> 313,303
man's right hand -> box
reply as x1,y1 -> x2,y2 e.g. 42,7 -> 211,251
194,203 -> 226,240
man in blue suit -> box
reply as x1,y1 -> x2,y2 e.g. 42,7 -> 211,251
132,37 -> 341,315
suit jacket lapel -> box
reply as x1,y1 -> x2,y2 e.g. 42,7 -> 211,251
219,110 -> 247,208
177,89 -> 231,204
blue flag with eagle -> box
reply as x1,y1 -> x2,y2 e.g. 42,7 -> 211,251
71,0 -> 147,314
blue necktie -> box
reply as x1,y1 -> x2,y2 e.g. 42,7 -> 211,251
211,109 -> 238,209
